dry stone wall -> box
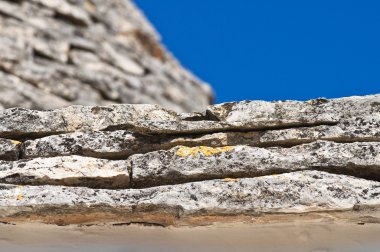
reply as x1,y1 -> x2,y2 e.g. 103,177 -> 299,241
0,94 -> 380,225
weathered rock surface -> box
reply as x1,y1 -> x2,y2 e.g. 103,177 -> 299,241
0,171 -> 379,220
203,95 -> 380,128
1,0 -> 379,227
22,130 -> 227,159
1,94 -> 379,139
0,104 -> 178,139
0,138 -> 21,161
0,94 -> 380,225
0,156 -> 129,188
0,0 -> 213,112
255,115 -> 380,146
21,114 -> 380,159
130,141 -> 380,187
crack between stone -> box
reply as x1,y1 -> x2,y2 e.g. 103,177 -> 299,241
1,136 -> 379,161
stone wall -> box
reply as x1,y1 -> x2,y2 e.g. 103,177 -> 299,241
0,0 -> 213,112
0,94 -> 380,226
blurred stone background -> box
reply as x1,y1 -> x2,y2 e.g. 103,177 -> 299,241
0,0 -> 213,112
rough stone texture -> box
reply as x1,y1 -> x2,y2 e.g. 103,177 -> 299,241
0,0 -> 213,112
1,94 -> 379,139
0,171 -> 380,218
1,0 -> 379,227
0,104 -> 178,139
131,141 -> 380,187
255,115 -> 380,146
205,95 -> 380,124
0,94 -> 380,225
0,138 -> 21,161
0,156 -> 130,188
21,114 -> 380,159
22,130 -> 227,159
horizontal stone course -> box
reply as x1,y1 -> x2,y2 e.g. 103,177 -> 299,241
0,94 -> 379,139
130,141 -> 380,188
0,171 -> 379,219
21,130 -> 227,159
19,114 -> 380,160
3,140 -> 380,189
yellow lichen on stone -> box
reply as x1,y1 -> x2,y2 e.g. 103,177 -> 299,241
176,146 -> 234,157
222,178 -> 240,182
306,100 -> 313,104
17,194 -> 23,201
84,0 -> 96,11
11,140 -> 22,145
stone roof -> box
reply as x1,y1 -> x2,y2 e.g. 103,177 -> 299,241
0,0 -> 213,112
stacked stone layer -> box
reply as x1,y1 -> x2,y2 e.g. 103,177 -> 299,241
0,94 -> 380,225
0,0 -> 213,112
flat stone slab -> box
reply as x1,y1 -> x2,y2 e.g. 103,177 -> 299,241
0,138 -> 20,161
131,141 -> 380,187
1,94 -> 379,138
255,114 -> 380,146
0,171 -> 379,219
205,94 -> 380,124
0,104 -> 178,138
0,156 -> 130,189
21,130 -> 230,159
20,114 -> 380,160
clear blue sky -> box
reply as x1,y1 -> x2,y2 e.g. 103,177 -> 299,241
135,0 -> 380,103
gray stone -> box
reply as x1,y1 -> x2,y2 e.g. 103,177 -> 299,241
0,104 -> 178,139
0,171 -> 379,218
18,114 -> 380,160
0,94 -> 380,224
0,139 -> 20,161
22,130 -> 228,159
0,156 -> 129,189
30,0 -> 92,27
202,95 -> 380,130
0,0 -> 213,112
0,71 -> 70,110
131,141 -> 380,187
1,95 -> 379,139
224,114 -> 380,147
102,42 -> 145,76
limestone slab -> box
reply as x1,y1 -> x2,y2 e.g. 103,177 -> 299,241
0,171 -> 379,217
1,95 -> 379,138
20,114 -> 380,159
0,156 -> 130,189
131,141 -> 380,187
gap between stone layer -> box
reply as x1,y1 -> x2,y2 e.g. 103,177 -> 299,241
0,174 -> 130,189
0,118 -> 338,141
102,121 -> 339,137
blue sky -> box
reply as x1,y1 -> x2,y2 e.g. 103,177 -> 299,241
135,0 -> 380,103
